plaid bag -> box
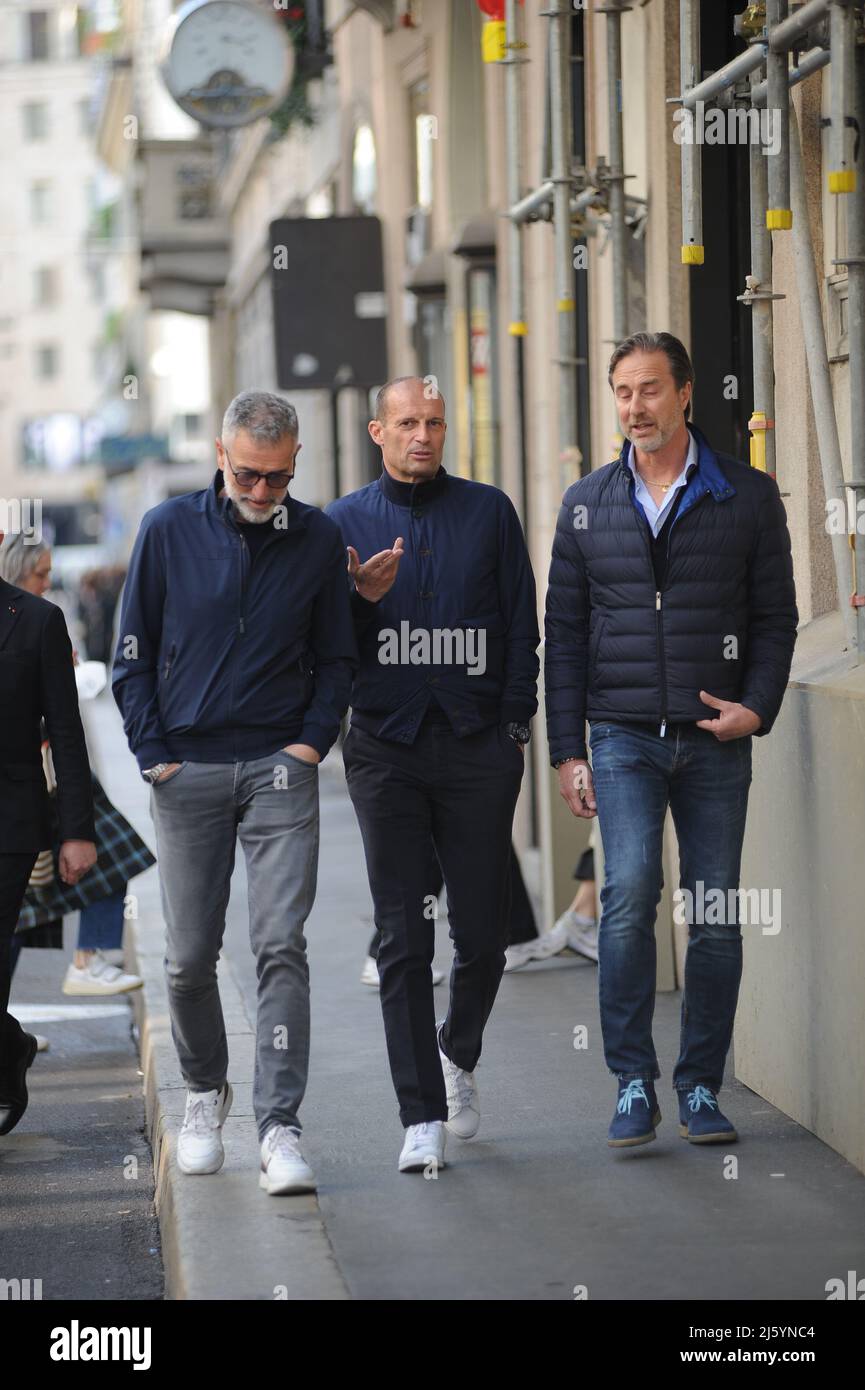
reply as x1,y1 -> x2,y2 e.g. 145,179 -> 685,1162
15,773 -> 156,932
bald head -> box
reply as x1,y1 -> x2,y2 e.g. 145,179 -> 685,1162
368,377 -> 447,484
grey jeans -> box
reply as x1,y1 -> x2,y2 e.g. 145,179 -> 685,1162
149,749 -> 319,1139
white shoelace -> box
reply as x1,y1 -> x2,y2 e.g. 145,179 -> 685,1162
266,1125 -> 302,1159
183,1092 -> 220,1135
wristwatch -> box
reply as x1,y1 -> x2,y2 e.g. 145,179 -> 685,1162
552,755 -> 583,769
504,722 -> 531,746
142,763 -> 170,784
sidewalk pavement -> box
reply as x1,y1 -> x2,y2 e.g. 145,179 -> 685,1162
89,692 -> 865,1302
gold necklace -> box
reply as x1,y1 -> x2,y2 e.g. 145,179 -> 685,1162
637,469 -> 674,493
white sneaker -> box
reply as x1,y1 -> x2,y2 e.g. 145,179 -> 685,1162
398,1120 -> 447,1173
176,1082 -> 233,1175
62,952 -> 143,996
438,1028 -> 480,1139
503,919 -> 570,972
101,948 -> 127,968
259,1124 -> 317,1194
35,1035 -> 49,1053
360,956 -> 445,988
559,910 -> 599,963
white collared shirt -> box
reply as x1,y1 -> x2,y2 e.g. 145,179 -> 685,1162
627,427 -> 698,538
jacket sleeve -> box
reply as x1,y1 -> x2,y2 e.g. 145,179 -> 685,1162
324,501 -> 381,640
544,494 -> 591,763
40,605 -> 96,842
740,477 -> 798,736
497,494 -> 540,724
298,528 -> 360,758
111,515 -> 172,772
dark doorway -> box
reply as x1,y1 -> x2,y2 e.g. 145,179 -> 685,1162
688,0 -> 755,462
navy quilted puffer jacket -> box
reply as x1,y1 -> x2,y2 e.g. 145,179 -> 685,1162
544,423 -> 798,764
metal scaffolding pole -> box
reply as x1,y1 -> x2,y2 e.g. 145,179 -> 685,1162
680,0 -> 703,265
789,101 -> 858,649
766,2 -> 792,229
602,0 -> 628,341
742,66 -> 780,479
547,0 -> 578,466
768,0 -> 832,51
829,0 -> 857,193
836,29 -> 865,655
751,45 -> 830,105
503,0 -> 528,518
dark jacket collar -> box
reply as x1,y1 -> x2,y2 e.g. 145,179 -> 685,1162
377,465 -> 449,508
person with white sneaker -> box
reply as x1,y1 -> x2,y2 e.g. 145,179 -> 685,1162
550,843 -> 599,965
113,392 -> 356,1191
327,378 -> 539,1174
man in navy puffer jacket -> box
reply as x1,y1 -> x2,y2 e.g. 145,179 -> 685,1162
544,333 -> 797,1149
327,376 -> 539,1174
113,391 -> 357,1195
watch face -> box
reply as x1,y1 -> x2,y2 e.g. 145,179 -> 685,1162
162,0 -> 295,129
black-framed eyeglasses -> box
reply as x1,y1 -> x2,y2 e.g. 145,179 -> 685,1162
223,446 -> 295,491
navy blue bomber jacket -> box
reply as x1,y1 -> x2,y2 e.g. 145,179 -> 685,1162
326,466 -> 540,742
112,470 -> 358,771
544,423 -> 799,764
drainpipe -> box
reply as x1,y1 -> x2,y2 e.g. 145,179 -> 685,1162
680,0 -> 703,267
766,2 -> 793,231
548,0 -> 578,475
834,26 -> 865,656
788,102 -> 858,650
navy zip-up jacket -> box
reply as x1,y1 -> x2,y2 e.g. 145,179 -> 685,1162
112,470 -> 357,771
326,466 -> 539,742
545,423 -> 798,764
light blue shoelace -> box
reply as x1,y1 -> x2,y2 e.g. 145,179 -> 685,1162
617,1080 -> 650,1114
686,1085 -> 718,1114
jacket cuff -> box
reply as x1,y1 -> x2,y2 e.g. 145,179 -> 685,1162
549,744 -> 588,767
297,723 -> 335,760
135,741 -> 173,774
740,696 -> 773,736
500,703 -> 536,725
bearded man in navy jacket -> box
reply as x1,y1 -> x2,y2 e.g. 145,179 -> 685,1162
113,391 -> 356,1195
327,376 -> 539,1174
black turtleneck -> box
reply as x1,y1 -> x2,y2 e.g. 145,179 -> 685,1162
377,465 -> 449,508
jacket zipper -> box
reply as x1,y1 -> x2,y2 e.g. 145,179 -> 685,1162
239,534 -> 249,635
632,479 -> 710,738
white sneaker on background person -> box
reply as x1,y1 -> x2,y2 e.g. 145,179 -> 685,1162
360,956 -> 445,988
176,1082 -> 233,1175
556,910 -> 599,963
62,951 -> 143,996
259,1124 -> 317,1194
437,1026 -> 481,1139
35,1035 -> 49,1053
503,918 -> 570,972
101,948 -> 127,968
398,1120 -> 447,1173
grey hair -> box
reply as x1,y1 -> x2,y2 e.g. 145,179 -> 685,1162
221,390 -> 299,444
607,331 -> 694,421
0,531 -> 50,587
374,376 -> 446,424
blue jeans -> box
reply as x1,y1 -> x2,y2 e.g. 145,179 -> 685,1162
588,720 -> 753,1094
78,890 -> 127,951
